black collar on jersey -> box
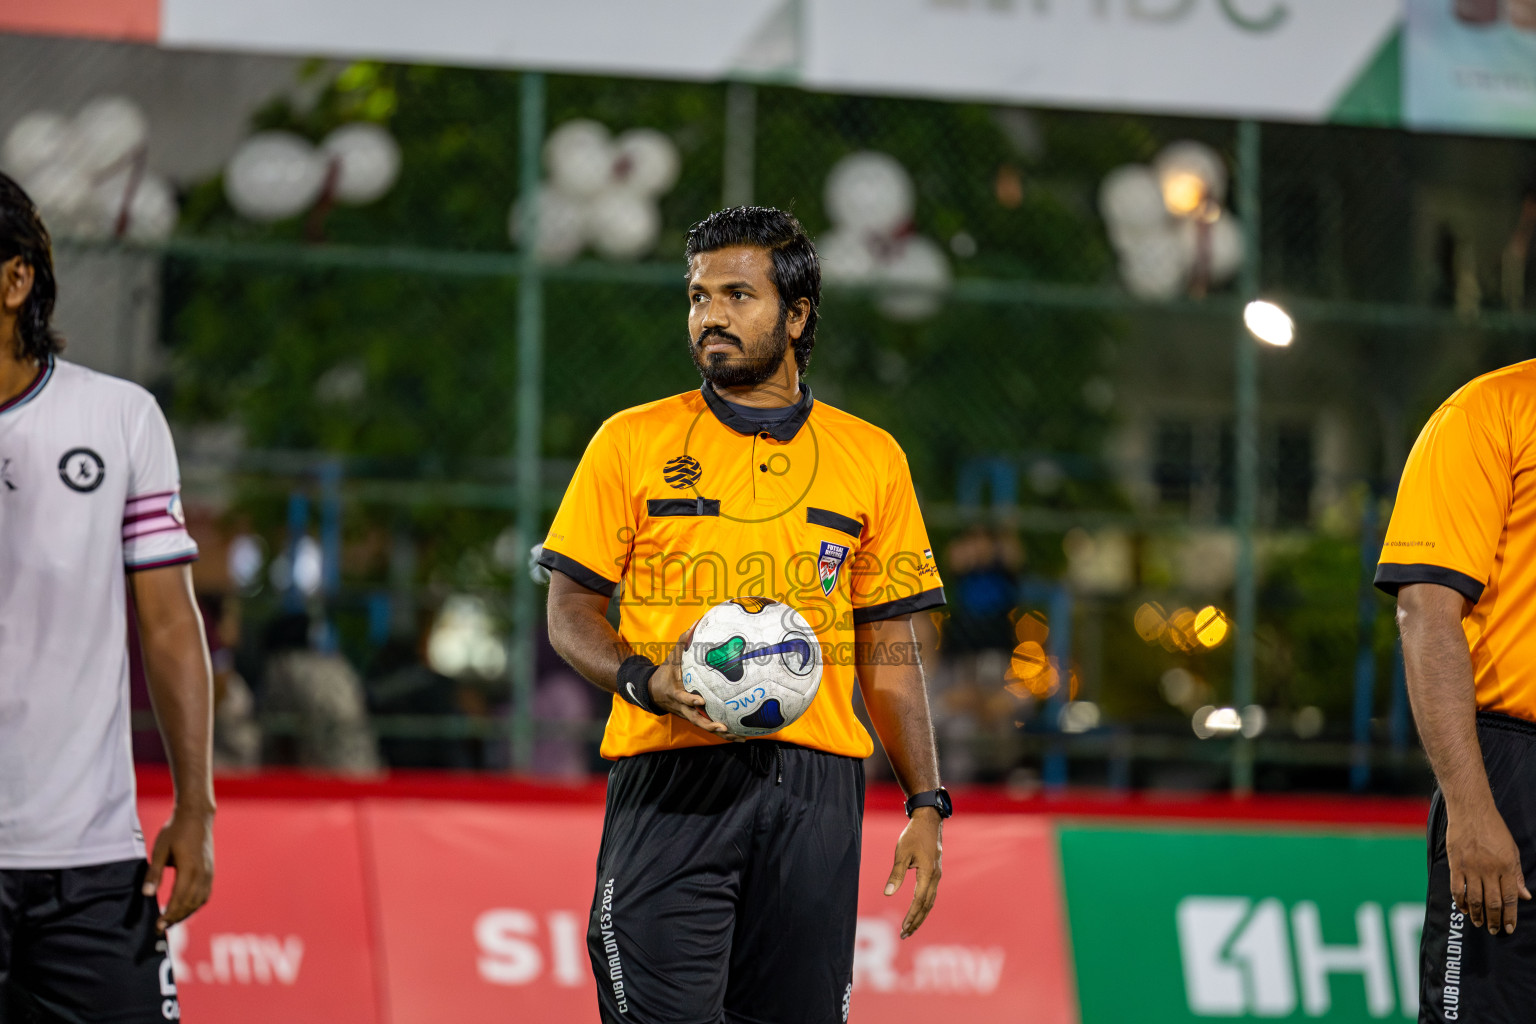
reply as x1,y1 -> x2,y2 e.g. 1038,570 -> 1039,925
700,380 -> 814,442
0,355 -> 54,416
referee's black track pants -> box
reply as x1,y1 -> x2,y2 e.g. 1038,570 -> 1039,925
588,742 -> 864,1024
1419,711 -> 1536,1024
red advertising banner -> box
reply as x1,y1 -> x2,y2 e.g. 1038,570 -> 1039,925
854,812 -> 1075,1023
0,0 -> 158,40
136,792 -> 1073,1023
363,802 -> 605,1023
137,797 -> 381,1023
363,804 -> 1073,1023
134,773 -> 1423,1024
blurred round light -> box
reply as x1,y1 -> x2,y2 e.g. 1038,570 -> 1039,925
1118,226 -> 1191,299
877,234 -> 951,321
428,595 -> 507,679
292,536 -> 324,596
3,111 -> 72,181
1154,140 -> 1226,214
586,188 -> 661,261
1160,667 -> 1198,708
1244,300 -> 1295,347
1191,704 -> 1217,740
1206,212 -> 1245,283
227,534 -> 266,591
824,151 -> 915,237
612,128 -> 680,198
1099,164 -> 1167,235
25,162 -> 95,236
817,229 -> 880,284
93,169 -> 179,241
1293,705 -> 1325,739
320,122 -> 401,205
1193,605 -> 1230,649
1198,706 -> 1242,738
1059,700 -> 1101,734
225,131 -> 326,222
1160,172 -> 1206,218
65,95 -> 149,175
544,120 -> 615,200
510,188 -> 588,264
1134,602 -> 1168,643
1240,704 -> 1267,739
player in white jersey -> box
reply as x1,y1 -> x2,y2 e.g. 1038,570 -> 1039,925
0,175 -> 214,1019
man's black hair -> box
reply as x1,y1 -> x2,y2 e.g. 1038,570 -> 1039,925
0,173 -> 61,362
685,206 -> 820,377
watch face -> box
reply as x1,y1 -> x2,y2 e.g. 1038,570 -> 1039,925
935,789 -> 953,817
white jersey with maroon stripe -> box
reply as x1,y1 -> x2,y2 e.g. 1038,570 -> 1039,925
0,357 -> 197,867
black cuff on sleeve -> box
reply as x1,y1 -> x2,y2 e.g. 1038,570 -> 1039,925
537,547 -> 619,596
1373,563 -> 1484,604
616,654 -> 666,716
852,586 -> 947,625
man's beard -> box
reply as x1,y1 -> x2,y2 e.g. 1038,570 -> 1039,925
689,310 -> 791,389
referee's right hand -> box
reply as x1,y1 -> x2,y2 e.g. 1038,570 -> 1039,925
651,625 -> 734,738
1449,801 -> 1532,935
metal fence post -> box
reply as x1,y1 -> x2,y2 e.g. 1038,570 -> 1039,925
1350,486 -> 1381,791
723,82 -> 757,208
511,71 -> 546,772
1231,119 -> 1262,795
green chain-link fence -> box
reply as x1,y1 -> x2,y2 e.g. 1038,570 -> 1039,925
78,62 -> 1536,792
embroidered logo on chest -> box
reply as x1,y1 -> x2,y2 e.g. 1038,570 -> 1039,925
663,455 -> 702,489
818,540 -> 849,596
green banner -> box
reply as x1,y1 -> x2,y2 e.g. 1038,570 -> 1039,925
1059,827 -> 1427,1023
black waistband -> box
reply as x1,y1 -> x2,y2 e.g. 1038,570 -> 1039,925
1476,709 -> 1536,738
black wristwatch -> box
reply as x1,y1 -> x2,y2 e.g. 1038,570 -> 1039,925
905,787 -> 953,819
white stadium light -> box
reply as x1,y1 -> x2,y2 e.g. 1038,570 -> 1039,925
544,119 -> 615,200
64,95 -> 149,176
2,111 -> 72,181
1195,706 -> 1243,739
586,188 -> 662,261
1154,140 -> 1227,216
224,131 -> 327,222
320,122 -> 402,206
509,189 -> 588,265
612,128 -> 681,197
876,235 -> 952,321
824,151 -> 915,237
1099,164 -> 1167,236
816,228 -> 880,285
1244,299 -> 1295,347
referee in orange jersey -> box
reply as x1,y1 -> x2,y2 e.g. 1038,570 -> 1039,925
540,207 -> 949,1023
1377,363 -> 1536,1023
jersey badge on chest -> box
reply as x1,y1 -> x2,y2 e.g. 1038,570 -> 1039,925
58,448 -> 105,493
818,540 -> 848,596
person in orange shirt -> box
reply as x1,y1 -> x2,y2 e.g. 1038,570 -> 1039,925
540,207 -> 949,1024
1377,362 -> 1536,1023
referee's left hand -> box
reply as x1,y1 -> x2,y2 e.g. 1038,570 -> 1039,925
143,806 -> 215,934
885,808 -> 943,939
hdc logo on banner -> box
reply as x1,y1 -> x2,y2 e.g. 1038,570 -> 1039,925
1061,827 -> 1427,1024
1177,897 -> 1423,1018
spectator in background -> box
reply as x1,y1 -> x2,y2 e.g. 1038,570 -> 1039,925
366,633 -> 475,769
199,593 -> 260,770
532,622 -> 600,779
937,526 -> 1025,782
260,612 -> 380,774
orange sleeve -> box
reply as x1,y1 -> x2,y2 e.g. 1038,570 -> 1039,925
849,439 -> 946,624
1375,401 -> 1511,603
537,420 -> 634,594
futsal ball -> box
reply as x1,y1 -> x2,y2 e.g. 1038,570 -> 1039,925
681,597 -> 823,737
